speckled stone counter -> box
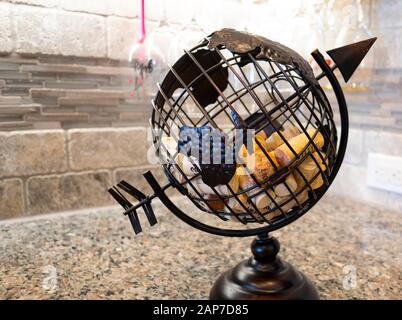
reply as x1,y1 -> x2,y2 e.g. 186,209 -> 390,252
0,194 -> 401,300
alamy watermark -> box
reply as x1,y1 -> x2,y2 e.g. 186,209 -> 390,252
148,127 -> 258,168
42,265 -> 58,293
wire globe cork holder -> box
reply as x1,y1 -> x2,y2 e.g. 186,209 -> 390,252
108,29 -> 376,300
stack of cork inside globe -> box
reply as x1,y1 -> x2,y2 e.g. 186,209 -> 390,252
160,119 -> 328,223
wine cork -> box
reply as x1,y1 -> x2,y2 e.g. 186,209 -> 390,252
249,189 -> 276,210
241,148 -> 278,168
268,151 -> 280,168
266,132 -> 283,151
238,166 -> 261,190
238,135 -> 269,164
276,189 -> 309,213
299,151 -> 328,172
260,175 -> 304,220
256,130 -> 268,141
237,144 -> 247,164
284,124 -> 302,138
171,167 -> 186,184
228,172 -> 240,193
295,170 -> 324,190
310,174 -> 324,189
245,149 -> 277,183
191,173 -> 239,196
236,164 -> 276,213
273,173 -> 298,197
257,201 -> 281,220
227,193 -> 249,212
237,136 -> 279,184
255,150 -> 280,169
249,152 -> 275,181
237,163 -> 277,199
265,209 -> 282,221
265,125 -> 301,151
294,171 -> 324,190
171,154 -> 200,188
295,152 -> 328,190
160,136 -> 178,161
274,128 -> 324,167
205,194 -> 226,211
175,153 -> 200,176
237,166 -> 253,190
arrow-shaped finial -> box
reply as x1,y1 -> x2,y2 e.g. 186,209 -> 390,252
327,37 -> 377,82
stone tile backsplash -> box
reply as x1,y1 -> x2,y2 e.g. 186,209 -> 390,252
0,126 -> 157,217
0,55 -> 151,131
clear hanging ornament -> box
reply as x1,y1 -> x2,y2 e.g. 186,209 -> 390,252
128,0 -> 153,101
128,39 -> 157,101
128,0 -> 176,102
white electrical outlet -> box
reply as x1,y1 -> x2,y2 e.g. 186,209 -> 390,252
367,153 -> 402,195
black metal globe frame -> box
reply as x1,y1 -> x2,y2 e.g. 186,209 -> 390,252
144,34 -> 347,238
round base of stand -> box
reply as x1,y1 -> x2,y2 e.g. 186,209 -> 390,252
210,235 -> 319,300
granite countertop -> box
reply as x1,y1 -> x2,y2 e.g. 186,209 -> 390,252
0,194 -> 401,300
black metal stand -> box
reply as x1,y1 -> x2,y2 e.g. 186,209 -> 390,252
210,234 -> 319,300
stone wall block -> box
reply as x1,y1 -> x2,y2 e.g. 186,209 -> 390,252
68,128 -> 149,170
26,171 -> 112,214
0,130 -> 67,177
0,178 -> 24,219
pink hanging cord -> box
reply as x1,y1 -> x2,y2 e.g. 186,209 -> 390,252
138,0 -> 146,44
